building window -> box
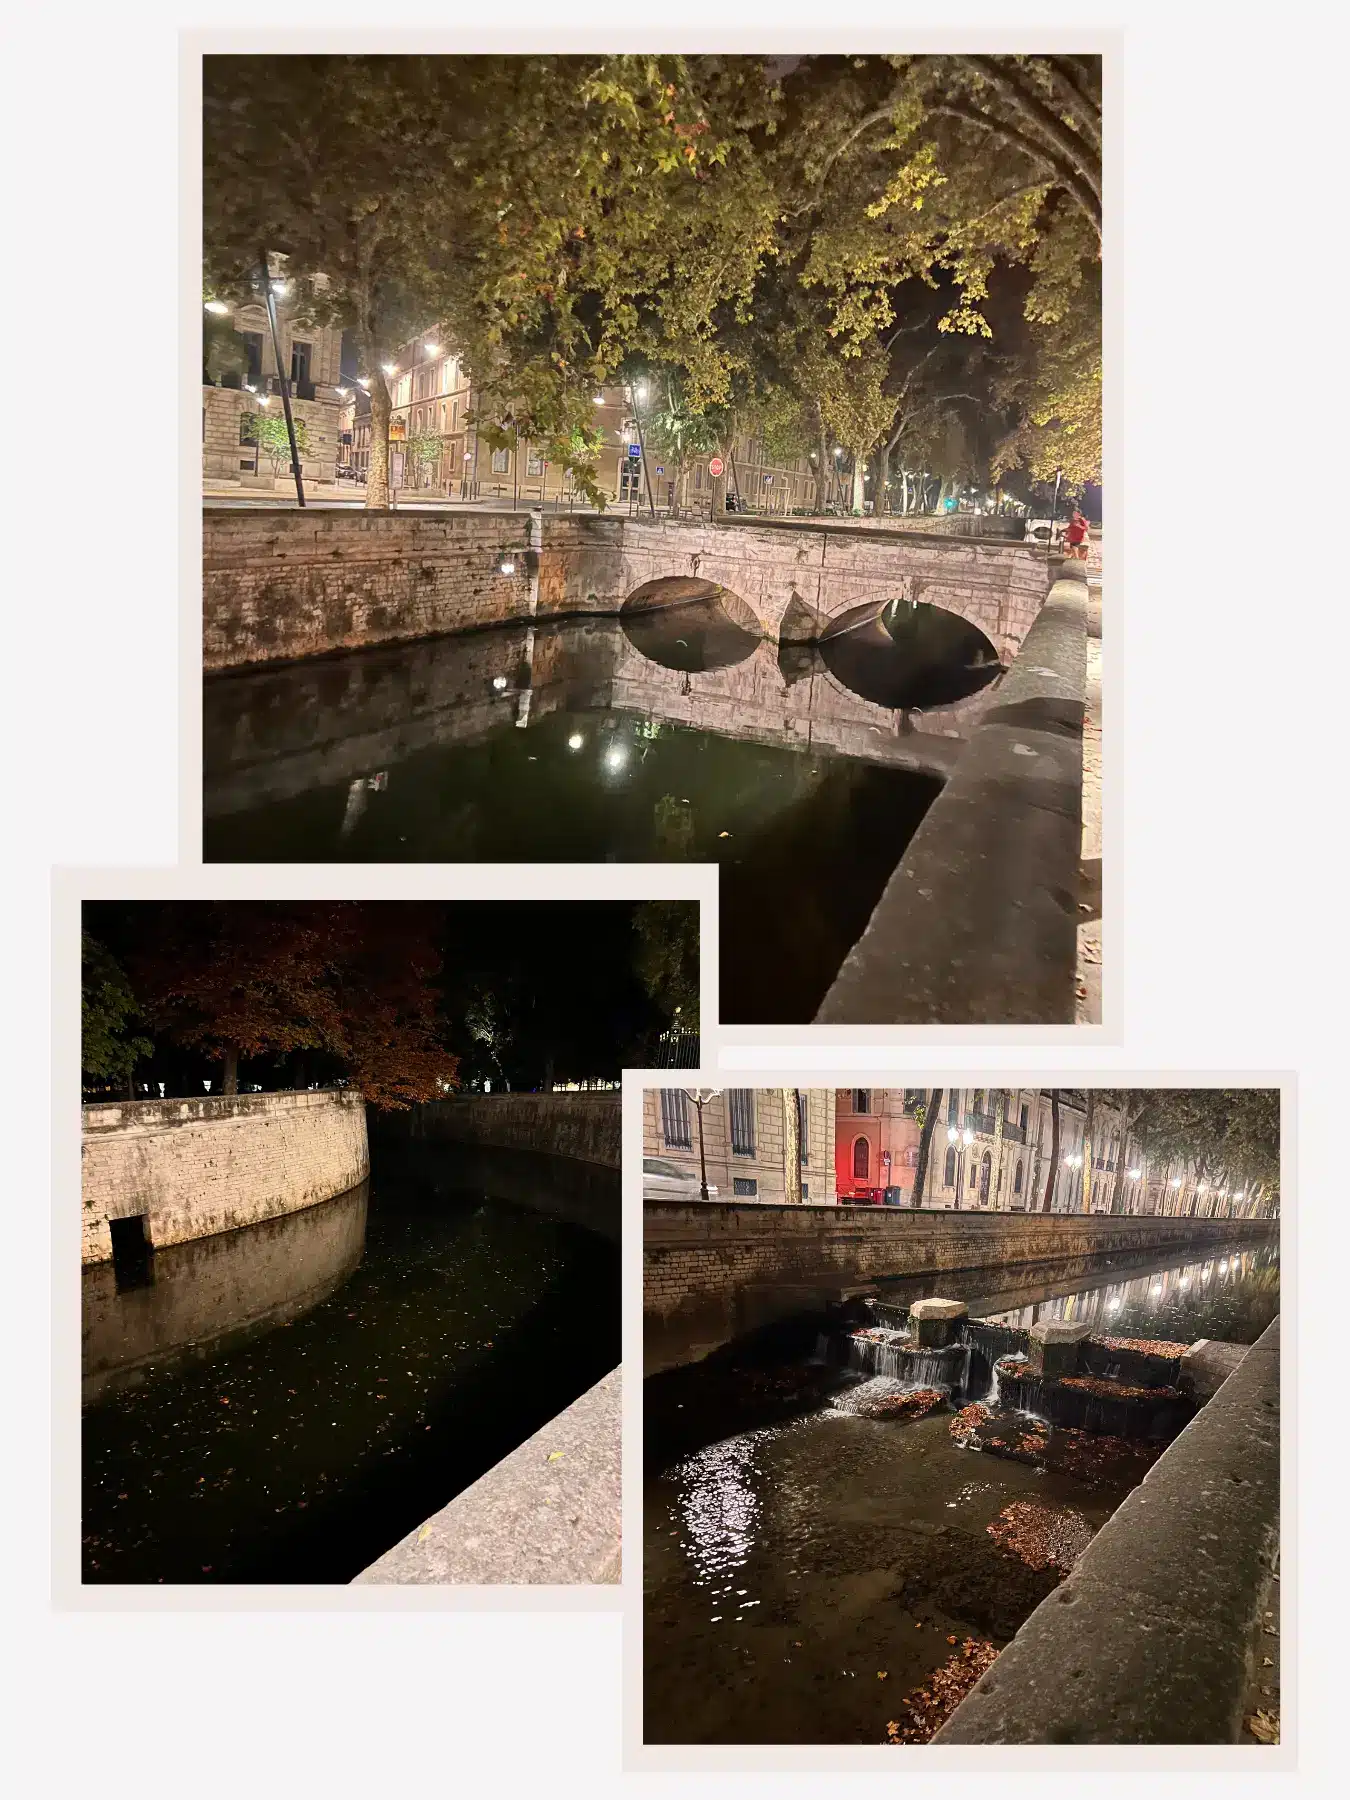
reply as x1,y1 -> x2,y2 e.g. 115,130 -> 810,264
801,1181 -> 810,1199
491,447 -> 510,474
728,1089 -> 756,1156
240,331 -> 264,386
853,1089 -> 870,1115
979,1151 -> 992,1202
733,1177 -> 758,1197
526,447 -> 544,478
947,1091 -> 960,1125
944,1147 -> 957,1186
1020,1104 -> 1030,1135
1014,1161 -> 1024,1197
852,1137 -> 869,1181
451,399 -> 459,428
796,1092 -> 809,1164
238,413 -> 254,445
660,1089 -> 691,1150
290,340 -> 312,386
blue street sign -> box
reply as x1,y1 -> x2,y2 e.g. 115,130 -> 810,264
627,443 -> 641,459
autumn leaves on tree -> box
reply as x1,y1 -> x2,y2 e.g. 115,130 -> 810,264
202,53 -> 1101,511
108,903 -> 458,1109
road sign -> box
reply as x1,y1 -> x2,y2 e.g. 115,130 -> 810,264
709,456 -> 724,478
627,443 -> 641,459
656,466 -> 664,475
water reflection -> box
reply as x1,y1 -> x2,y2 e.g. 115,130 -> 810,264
820,599 -> 1002,711
979,1244 -> 1280,1345
674,1432 -> 767,1614
620,583 -> 762,673
82,1181 -> 369,1404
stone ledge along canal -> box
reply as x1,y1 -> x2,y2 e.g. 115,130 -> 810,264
643,1237 -> 1278,1745
201,606 -> 971,1023
82,1138 -> 619,1584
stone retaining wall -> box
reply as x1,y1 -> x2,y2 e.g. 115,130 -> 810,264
81,1089 -> 369,1263
815,561 -> 1088,1024
644,1203 -> 1277,1373
936,1317 -> 1281,1743
401,1092 -> 621,1170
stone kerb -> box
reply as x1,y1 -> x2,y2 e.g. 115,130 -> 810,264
909,1296 -> 968,1347
1028,1318 -> 1092,1377
814,561 -> 1089,1024
935,1318 -> 1280,1744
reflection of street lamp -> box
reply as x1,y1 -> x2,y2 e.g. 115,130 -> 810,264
683,1088 -> 723,1203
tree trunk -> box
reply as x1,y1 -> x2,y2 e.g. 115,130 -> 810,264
814,422 -> 830,513
1042,1090 -> 1060,1211
911,1088 -> 941,1208
366,374 -> 392,510
1081,1091 -> 1095,1212
126,1071 -> 136,1101
876,443 -> 892,512
850,447 -> 866,515
782,1090 -> 803,1204
222,1044 -> 239,1095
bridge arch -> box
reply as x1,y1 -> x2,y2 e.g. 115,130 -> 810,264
619,576 -> 762,672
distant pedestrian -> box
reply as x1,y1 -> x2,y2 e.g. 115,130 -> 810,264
1064,509 -> 1090,561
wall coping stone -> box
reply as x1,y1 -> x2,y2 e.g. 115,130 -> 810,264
352,1367 -> 620,1585
815,561 -> 1088,1023
1030,1320 -> 1092,1345
909,1298 -> 968,1321
935,1317 -> 1280,1744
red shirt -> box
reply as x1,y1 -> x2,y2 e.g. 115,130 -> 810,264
1065,515 -> 1088,545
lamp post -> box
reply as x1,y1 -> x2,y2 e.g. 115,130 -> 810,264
258,254 -> 306,507
628,379 -> 658,521
1049,465 -> 1063,545
684,1088 -> 722,1203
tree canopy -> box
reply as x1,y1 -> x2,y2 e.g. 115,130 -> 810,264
203,52 -> 1102,509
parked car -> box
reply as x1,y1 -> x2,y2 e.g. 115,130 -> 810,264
642,1155 -> 718,1201
845,1186 -> 888,1206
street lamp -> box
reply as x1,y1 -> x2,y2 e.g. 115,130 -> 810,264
204,299 -> 230,315
683,1088 -> 723,1203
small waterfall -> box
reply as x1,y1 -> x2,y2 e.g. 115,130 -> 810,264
845,1331 -> 970,1394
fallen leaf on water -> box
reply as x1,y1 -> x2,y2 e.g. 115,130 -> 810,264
947,1635 -> 957,1644
1246,1710 -> 1279,1744
877,1671 -> 888,1680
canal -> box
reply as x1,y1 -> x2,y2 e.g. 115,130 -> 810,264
642,1237 -> 1278,1744
82,1140 -> 619,1584
201,603 -> 993,1022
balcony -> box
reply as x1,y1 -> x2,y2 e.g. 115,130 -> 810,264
1002,1122 -> 1026,1145
965,1111 -> 997,1137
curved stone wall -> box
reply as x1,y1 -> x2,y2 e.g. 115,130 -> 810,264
81,1089 -> 369,1264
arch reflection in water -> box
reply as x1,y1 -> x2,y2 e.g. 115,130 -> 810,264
820,597 -> 1002,711
81,1180 -> 369,1405
620,577 -> 763,673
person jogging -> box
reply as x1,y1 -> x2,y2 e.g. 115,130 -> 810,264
1064,508 -> 1090,560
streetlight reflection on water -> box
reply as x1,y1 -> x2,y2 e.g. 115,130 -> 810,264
673,1434 -> 767,1620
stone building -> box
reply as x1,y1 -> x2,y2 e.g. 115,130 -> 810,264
201,272 -> 347,488
643,1087 -> 836,1204
833,1088 -> 924,1200
360,328 -> 821,512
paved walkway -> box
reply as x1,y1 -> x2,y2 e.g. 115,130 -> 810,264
1076,578 -> 1103,1025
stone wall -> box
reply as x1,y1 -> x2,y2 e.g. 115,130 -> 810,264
815,563 -> 1088,1024
937,1317 -> 1280,1744
400,1092 -> 621,1170
202,509 -> 1051,674
81,1089 -> 369,1264
83,1181 -> 368,1402
203,508 -> 540,670
643,1202 -> 1278,1373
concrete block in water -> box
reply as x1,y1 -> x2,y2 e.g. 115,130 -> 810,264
1178,1338 -> 1248,1400
1028,1319 -> 1090,1378
908,1297 -> 969,1347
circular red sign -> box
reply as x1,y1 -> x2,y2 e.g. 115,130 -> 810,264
708,456 -> 724,478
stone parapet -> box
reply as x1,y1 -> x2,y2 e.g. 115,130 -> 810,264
815,561 -> 1088,1024
936,1318 -> 1280,1744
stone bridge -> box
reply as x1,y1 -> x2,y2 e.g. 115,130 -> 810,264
203,507 -> 1053,673
543,514 -> 1052,665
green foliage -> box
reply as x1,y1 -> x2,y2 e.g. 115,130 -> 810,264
632,902 -> 700,1030
82,933 -> 152,1086
242,410 -> 311,475
1132,1089 -> 1280,1203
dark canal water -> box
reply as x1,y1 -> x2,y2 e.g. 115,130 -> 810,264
643,1236 -> 1278,1744
203,607 -> 964,1023
82,1142 -> 618,1584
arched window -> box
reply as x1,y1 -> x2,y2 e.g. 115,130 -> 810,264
852,1137 -> 870,1181
979,1151 -> 992,1202
1014,1160 -> 1024,1197
944,1146 -> 957,1186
